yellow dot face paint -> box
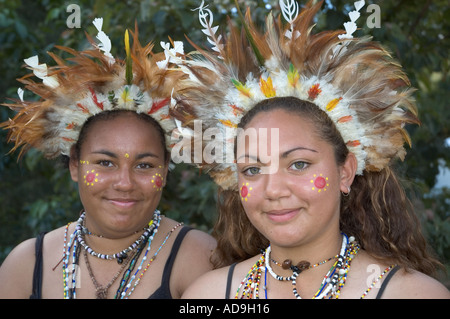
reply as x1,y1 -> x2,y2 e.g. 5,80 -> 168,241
310,174 -> 329,192
240,182 -> 252,201
151,166 -> 164,191
125,153 -> 130,159
84,169 -> 99,186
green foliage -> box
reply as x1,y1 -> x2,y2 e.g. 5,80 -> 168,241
0,0 -> 448,287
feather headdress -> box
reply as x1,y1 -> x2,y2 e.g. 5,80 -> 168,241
1,18 -> 184,159
172,0 -> 418,190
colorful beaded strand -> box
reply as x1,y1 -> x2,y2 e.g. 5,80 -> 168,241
360,264 -> 396,299
123,222 -> 183,298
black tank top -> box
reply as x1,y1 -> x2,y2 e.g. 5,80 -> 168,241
30,227 -> 192,299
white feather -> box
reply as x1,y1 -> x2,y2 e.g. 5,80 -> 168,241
92,17 -> 115,65
193,1 -> 224,55
279,0 -> 300,39
24,55 -> 59,88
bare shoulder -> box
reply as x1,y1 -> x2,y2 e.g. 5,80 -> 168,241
182,228 -> 217,253
167,220 -> 217,298
0,225 -> 68,299
383,268 -> 450,299
0,236 -> 37,298
181,265 -> 232,299
182,255 -> 260,299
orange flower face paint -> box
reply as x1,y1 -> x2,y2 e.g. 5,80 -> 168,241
151,166 -> 164,191
310,174 -> 329,192
240,182 -> 253,201
84,169 -> 99,186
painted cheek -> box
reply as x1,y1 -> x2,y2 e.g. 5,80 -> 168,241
151,166 -> 164,191
240,182 -> 253,202
84,169 -> 99,186
310,174 -> 329,193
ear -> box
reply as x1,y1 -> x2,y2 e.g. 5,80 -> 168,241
68,146 -> 80,182
339,152 -> 357,193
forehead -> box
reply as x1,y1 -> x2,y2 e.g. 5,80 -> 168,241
241,109 -> 321,148
80,113 -> 164,155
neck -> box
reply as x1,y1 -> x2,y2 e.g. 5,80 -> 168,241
77,210 -> 158,256
269,231 -> 343,266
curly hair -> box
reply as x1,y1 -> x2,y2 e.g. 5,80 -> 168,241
210,97 -> 442,277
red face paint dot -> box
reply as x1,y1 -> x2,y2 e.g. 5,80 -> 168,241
241,185 -> 248,198
152,173 -> 164,191
240,182 -> 252,201
86,172 -> 96,183
314,176 -> 327,189
154,176 -> 163,188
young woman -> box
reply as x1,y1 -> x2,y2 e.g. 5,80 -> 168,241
0,20 -> 215,299
173,1 -> 450,298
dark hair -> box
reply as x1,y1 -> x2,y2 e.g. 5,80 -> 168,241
62,110 -> 169,166
211,97 -> 442,276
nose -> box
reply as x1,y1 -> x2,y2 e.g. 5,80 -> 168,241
113,166 -> 134,192
263,169 -> 290,200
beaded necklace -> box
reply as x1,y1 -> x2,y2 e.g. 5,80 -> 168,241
235,233 -> 361,299
75,211 -> 160,264
62,210 -> 162,299
119,222 -> 183,299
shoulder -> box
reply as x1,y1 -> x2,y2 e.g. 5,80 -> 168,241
0,225 -> 70,299
163,218 -> 217,297
382,268 -> 450,299
0,236 -> 37,298
181,264 -> 233,299
163,217 -> 217,257
181,228 -> 217,254
182,255 -> 260,299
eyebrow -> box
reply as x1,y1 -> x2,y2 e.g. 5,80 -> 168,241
281,146 -> 318,158
236,146 -> 317,163
92,150 -> 160,159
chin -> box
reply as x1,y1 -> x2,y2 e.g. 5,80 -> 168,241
262,225 -> 308,248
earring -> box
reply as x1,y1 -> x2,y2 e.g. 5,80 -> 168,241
341,185 -> 351,197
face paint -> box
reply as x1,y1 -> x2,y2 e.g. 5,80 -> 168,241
240,182 -> 253,201
310,174 -> 329,192
152,168 -> 164,191
125,153 -> 130,159
84,169 -> 99,186
80,160 -> 90,165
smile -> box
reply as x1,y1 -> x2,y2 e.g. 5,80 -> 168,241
265,208 -> 299,223
108,198 -> 139,208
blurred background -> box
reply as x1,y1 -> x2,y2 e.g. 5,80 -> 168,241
0,0 -> 449,287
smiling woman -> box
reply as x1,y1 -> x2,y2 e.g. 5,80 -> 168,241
175,0 -> 450,299
0,19 -> 216,299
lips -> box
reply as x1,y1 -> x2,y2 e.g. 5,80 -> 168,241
265,208 -> 299,223
108,198 -> 139,208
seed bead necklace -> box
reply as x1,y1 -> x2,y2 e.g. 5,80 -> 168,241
75,211 -> 160,264
120,222 -> 184,299
235,233 -> 361,299
62,210 -> 161,299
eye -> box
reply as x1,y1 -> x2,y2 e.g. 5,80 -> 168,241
290,161 -> 309,171
242,166 -> 261,176
136,162 -> 153,170
98,160 -> 114,167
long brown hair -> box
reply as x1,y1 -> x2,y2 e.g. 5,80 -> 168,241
211,97 -> 442,277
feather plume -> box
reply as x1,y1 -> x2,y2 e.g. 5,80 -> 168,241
193,0 -> 224,57
1,20 -> 183,158
173,0 -> 418,189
